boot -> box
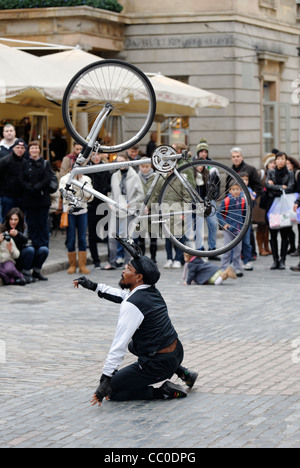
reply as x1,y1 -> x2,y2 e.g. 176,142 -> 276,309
290,262 -> 300,272
279,258 -> 286,270
257,230 -> 269,256
221,266 -> 237,281
263,229 -> 272,255
78,251 -> 90,275
291,246 -> 300,257
159,381 -> 187,399
270,236 -> 279,269
67,252 -> 77,275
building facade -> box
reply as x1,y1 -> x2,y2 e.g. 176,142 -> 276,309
117,0 -> 300,166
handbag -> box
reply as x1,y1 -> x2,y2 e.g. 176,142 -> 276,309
44,160 -> 59,194
60,211 -> 69,229
267,192 -> 299,229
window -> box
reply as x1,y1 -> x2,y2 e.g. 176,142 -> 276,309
263,82 -> 291,154
160,117 -> 190,147
159,76 -> 190,146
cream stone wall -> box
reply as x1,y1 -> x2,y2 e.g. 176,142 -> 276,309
118,0 -> 300,165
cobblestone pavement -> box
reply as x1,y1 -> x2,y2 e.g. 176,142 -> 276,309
1,246 -> 300,448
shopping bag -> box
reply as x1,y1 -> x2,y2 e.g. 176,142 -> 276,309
60,211 -> 69,229
267,192 -> 299,229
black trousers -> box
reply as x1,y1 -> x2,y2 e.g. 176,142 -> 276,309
110,340 -> 184,401
270,227 -> 289,261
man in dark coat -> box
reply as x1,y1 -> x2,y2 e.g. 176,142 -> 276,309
229,147 -> 262,196
0,139 -> 28,219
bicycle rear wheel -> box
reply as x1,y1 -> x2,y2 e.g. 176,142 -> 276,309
62,59 -> 156,153
158,159 -> 252,258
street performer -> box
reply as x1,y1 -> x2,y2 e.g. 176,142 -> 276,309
73,235 -> 198,407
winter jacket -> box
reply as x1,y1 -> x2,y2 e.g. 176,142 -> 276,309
110,167 -> 144,218
265,168 -> 295,198
138,170 -> 164,210
20,158 -> 53,209
186,257 -> 220,285
0,238 -> 20,264
60,174 -> 94,215
0,152 -> 28,197
229,160 -> 262,195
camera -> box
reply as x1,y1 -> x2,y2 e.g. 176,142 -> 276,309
3,232 -> 11,242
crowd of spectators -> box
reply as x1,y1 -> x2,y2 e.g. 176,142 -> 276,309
1,123 -> 300,287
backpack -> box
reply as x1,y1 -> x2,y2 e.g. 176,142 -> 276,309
223,195 -> 245,219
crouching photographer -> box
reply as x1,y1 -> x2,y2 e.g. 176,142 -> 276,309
0,225 -> 26,286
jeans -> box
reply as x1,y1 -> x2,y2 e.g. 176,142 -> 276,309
242,226 -> 252,265
20,246 -> 49,272
67,213 -> 88,252
108,215 -> 135,267
165,238 -> 183,263
206,202 -> 218,251
221,230 -> 242,271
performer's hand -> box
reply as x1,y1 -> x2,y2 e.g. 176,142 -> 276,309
73,276 -> 97,291
91,374 -> 112,407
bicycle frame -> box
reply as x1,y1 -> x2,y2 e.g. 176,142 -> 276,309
64,153 -> 187,237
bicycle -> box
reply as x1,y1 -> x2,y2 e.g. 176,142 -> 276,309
61,59 -> 252,258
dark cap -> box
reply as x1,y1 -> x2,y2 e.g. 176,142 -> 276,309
131,256 -> 161,285
12,138 -> 27,149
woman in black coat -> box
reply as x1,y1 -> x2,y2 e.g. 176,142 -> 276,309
20,141 -> 53,281
265,152 -> 295,270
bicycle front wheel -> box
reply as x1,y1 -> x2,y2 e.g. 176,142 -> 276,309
158,160 -> 252,258
62,59 -> 156,153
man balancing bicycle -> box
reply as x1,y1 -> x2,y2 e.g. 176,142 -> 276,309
73,236 -> 198,407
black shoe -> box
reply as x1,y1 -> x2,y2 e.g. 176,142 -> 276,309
23,274 -> 38,284
291,248 -> 300,257
290,265 -> 300,272
160,381 -> 187,399
182,370 -> 198,388
270,261 -> 279,270
32,271 -> 48,281
14,278 -> 26,286
279,259 -> 286,270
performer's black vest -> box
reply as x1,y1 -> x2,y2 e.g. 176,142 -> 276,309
127,286 -> 178,356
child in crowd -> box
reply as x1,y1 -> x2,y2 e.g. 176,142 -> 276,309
183,252 -> 237,285
0,227 -> 25,286
240,172 -> 257,271
216,181 -> 247,277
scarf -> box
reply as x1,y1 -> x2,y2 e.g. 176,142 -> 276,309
120,168 -> 129,196
139,168 -> 154,184
275,166 -> 288,184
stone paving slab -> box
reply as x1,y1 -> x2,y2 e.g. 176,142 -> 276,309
1,247 -> 300,448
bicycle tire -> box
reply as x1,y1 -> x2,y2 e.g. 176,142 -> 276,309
62,59 -> 156,153
158,159 -> 252,258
